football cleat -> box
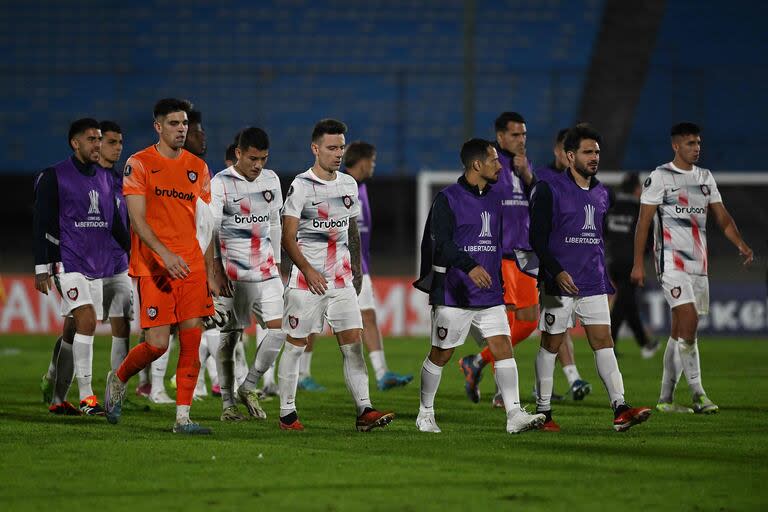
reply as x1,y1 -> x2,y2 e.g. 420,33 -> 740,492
104,371 -> 126,424
135,383 -> 152,398
376,371 -> 414,391
356,408 -> 395,432
613,404 -> 652,432
656,402 -> 694,414
538,410 -> 561,432
220,405 -> 247,422
415,410 -> 441,433
79,395 -> 106,416
506,407 -> 546,434
297,376 -> 326,392
279,413 -> 305,431
692,395 -> 719,414
172,421 -> 212,435
492,392 -> 505,409
211,384 -> 222,397
568,379 -> 592,401
458,355 -> 483,403
48,401 -> 82,416
40,373 -> 54,404
237,388 -> 267,419
149,389 -> 175,404
641,338 -> 661,359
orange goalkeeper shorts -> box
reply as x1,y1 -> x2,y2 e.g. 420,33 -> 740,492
502,258 -> 538,309
136,271 -> 213,328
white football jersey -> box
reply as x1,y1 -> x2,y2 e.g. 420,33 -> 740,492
640,162 -> 722,277
282,168 -> 361,289
210,166 -> 282,282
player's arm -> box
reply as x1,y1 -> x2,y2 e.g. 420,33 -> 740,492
32,168 -> 57,294
529,182 -> 577,294
282,215 -> 327,295
270,186 -> 283,265
348,216 -> 363,295
109,206 -> 131,254
431,193 -> 491,289
710,202 -> 753,265
630,204 -> 657,286
125,194 -> 190,279
208,177 -> 232,296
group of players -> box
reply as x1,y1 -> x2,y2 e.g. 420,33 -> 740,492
33,98 -> 753,435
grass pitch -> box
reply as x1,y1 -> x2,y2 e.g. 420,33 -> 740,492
0,334 -> 766,511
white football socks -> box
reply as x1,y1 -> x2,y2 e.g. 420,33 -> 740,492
299,350 -> 313,380
678,338 -> 705,397
278,342 -> 305,417
659,337 -> 682,403
234,338 -> 248,387
72,333 -> 94,400
176,404 -> 190,424
594,347 -> 625,408
368,350 -> 388,381
535,347 -> 557,412
494,357 -> 521,413
216,330 -> 240,408
110,336 -> 129,372
340,343 -> 372,415
242,329 -> 286,392
562,364 -> 581,387
419,357 -> 443,412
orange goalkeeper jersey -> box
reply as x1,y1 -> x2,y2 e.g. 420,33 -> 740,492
123,145 -> 211,277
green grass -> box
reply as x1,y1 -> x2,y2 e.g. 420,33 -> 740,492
1,334 -> 767,511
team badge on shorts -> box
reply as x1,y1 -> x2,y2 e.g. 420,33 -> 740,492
66,288 -> 79,301
644,177 -> 652,188
288,315 -> 299,329
700,184 -> 710,196
342,195 -> 353,209
671,286 -> 682,299
187,170 -> 198,183
437,326 -> 448,340
147,306 -> 159,319
123,164 -> 132,177
263,190 -> 274,203
545,313 -> 555,326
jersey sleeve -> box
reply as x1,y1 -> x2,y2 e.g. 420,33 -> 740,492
209,175 -> 225,228
640,171 -> 664,205
705,170 -> 722,203
122,156 -> 146,196
281,178 -> 306,219
199,164 -> 212,203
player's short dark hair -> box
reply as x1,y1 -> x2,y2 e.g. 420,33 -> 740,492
225,143 -> 237,163
312,118 -> 347,143
153,98 -> 193,120
68,118 -> 100,149
188,109 -> 203,126
460,138 -> 493,169
237,127 -> 269,151
620,172 -> 641,193
494,112 -> 526,133
555,128 -> 569,145
563,125 -> 602,153
344,141 -> 376,168
670,122 -> 700,138
99,120 -> 122,135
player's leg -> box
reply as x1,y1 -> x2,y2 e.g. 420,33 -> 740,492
42,335 -> 61,404
580,295 -> 651,431
193,329 -> 213,399
236,279 -> 285,419
48,318 -> 78,415
357,274 -> 412,391
298,333 -> 325,391
213,289 -> 246,420
624,282 -> 659,357
557,331 -> 591,401
149,330 -> 175,404
328,287 -> 393,431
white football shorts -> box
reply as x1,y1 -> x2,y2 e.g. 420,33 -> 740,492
283,287 -> 363,338
219,277 -> 284,330
539,294 -> 610,334
660,270 -> 710,316
55,272 -> 104,320
431,305 -> 510,349
102,271 -> 133,320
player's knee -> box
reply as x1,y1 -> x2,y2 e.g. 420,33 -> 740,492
73,305 -> 97,335
428,346 -> 453,366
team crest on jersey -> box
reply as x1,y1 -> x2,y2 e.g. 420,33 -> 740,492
263,190 -> 274,203
342,195 -> 353,209
147,306 -> 158,319
66,288 -> 78,301
700,184 -> 710,196
644,177 -> 651,188
545,313 -> 555,326
288,316 -> 299,329
187,170 -> 198,183
123,164 -> 132,177
670,286 -> 682,299
437,326 -> 448,340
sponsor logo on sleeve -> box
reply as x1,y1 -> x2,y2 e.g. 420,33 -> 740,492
644,177 -> 651,188
123,164 -> 132,177
287,185 -> 294,197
